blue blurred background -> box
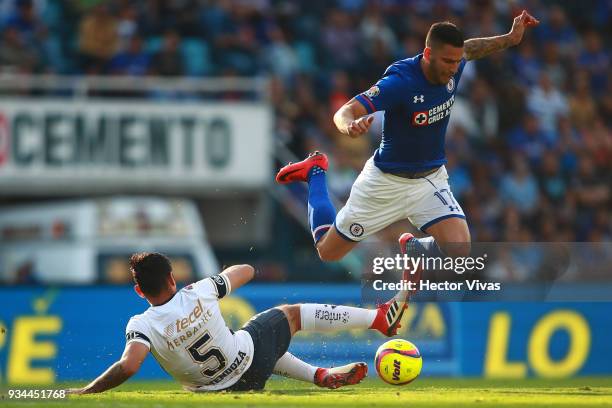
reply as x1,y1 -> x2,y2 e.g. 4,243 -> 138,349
1,285 -> 611,383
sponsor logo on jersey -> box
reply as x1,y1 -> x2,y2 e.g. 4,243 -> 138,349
413,95 -> 424,103
411,95 -> 455,126
166,309 -> 215,350
175,299 -> 210,333
412,111 -> 428,126
364,85 -> 380,99
349,223 -> 364,237
164,323 -> 176,337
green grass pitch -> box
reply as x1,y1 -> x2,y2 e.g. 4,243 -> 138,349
2,377 -> 611,408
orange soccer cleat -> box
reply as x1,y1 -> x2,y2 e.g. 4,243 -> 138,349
314,362 -> 368,389
275,151 -> 329,184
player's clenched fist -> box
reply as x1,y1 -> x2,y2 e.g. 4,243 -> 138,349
347,116 -> 374,137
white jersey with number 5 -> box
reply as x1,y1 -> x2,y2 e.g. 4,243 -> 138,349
125,275 -> 254,391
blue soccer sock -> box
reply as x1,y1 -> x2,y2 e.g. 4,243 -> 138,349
307,166 -> 336,244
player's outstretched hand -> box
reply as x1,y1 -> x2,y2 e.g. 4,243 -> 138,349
347,115 -> 374,138
508,10 -> 539,46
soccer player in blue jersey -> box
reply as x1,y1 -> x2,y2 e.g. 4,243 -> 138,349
276,11 -> 539,264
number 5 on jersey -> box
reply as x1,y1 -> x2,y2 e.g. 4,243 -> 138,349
187,331 -> 227,378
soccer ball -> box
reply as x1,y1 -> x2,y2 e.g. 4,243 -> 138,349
374,339 -> 422,385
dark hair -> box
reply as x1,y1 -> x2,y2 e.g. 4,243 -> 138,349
426,22 -> 464,48
129,252 -> 172,296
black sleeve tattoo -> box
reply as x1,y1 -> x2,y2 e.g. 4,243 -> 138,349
463,35 -> 515,60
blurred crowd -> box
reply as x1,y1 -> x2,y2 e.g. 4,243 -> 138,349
0,0 -> 610,243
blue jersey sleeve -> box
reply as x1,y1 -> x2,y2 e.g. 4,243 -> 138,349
457,58 -> 467,78
355,73 -> 408,114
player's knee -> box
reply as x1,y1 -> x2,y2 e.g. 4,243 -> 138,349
277,304 -> 301,332
289,304 -> 302,326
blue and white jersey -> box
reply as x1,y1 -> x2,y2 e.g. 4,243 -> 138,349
355,54 -> 467,173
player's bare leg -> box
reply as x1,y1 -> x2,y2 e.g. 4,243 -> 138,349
276,304 -> 302,336
399,218 -> 470,306
423,216 -> 471,257
396,218 -> 470,324
400,217 -> 471,264
315,227 -> 358,262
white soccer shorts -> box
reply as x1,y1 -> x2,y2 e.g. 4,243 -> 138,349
334,157 -> 466,242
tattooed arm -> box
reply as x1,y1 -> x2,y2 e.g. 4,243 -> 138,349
67,341 -> 149,394
464,10 -> 539,60
464,34 -> 515,61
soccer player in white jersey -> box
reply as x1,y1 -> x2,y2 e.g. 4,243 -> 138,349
67,252 -> 406,394
276,12 -> 538,262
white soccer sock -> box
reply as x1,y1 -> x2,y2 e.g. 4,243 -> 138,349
273,352 -> 318,383
300,304 -> 378,331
